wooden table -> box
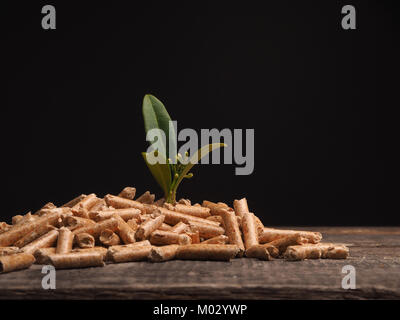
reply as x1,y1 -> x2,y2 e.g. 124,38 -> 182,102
0,227 -> 399,299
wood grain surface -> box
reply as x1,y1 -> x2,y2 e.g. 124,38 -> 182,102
0,227 -> 399,299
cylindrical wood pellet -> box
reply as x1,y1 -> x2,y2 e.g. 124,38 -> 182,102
56,227 -> 74,254
0,252 -> 35,273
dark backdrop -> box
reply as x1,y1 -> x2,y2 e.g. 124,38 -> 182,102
3,1 -> 398,225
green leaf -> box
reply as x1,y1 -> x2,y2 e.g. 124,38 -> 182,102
172,143 -> 226,193
142,94 -> 176,159
142,151 -> 172,198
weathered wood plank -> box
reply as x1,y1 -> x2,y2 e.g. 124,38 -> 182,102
0,227 -> 399,299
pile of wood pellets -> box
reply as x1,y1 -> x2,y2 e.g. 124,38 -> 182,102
0,187 -> 349,273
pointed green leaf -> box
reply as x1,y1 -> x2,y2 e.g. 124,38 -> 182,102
142,94 -> 176,159
142,151 -> 172,197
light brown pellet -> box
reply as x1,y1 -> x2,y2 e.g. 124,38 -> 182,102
0,210 -> 61,247
219,209 -> 245,256
72,218 -> 119,239
156,207 -> 220,227
113,214 -> 136,244
126,219 -> 139,231
233,198 -> 249,218
118,187 -> 136,200
63,216 -> 96,231
62,194 -> 86,208
14,225 -> 56,248
0,252 -> 35,273
90,208 -> 142,222
74,233 -> 95,248
149,245 -> 179,262
241,212 -> 259,249
34,247 -> 56,264
21,229 -> 59,255
318,243 -> 350,259
158,223 -> 173,231
187,221 -> 225,239
107,245 -> 152,263
259,228 -> 322,244
174,204 -> 211,218
56,227 -> 74,254
202,200 -> 227,216
135,215 -> 165,241
104,194 -> 145,213
170,221 -> 189,234
136,191 -> 155,204
48,251 -> 105,269
245,244 -> 277,260
150,230 -> 191,245
99,229 -> 121,246
284,244 -> 322,261
0,246 -> 21,256
201,235 -> 229,245
267,234 -> 307,255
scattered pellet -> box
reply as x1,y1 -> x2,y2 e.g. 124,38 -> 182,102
90,208 -> 141,222
72,218 -> 119,239
202,200 -> 227,216
219,209 -> 245,256
135,215 -> 165,241
259,228 -> 322,244
178,199 -> 191,206
149,245 -> 179,262
62,194 -> 87,208
104,194 -> 145,213
21,229 -> 59,255
201,235 -> 229,245
48,251 -> 105,269
0,211 -> 61,247
284,244 -> 322,260
118,187 -> 136,200
72,194 -> 103,219
107,245 -> 152,263
63,216 -> 95,231
0,252 -> 35,273
267,234 -> 307,255
233,198 -> 249,218
100,229 -> 121,246
240,212 -> 259,249
188,221 -> 225,239
186,230 -> 200,244
0,246 -> 21,256
113,214 -> 136,244
158,223 -> 173,231
71,246 -> 108,260
0,222 -> 12,234
74,233 -> 95,248
150,230 -> 191,245
154,198 -> 165,207
14,225 -> 56,248
126,218 -> 139,231
136,191 -> 155,204
173,204 -> 211,218
245,245 -> 277,260
170,221 -> 189,234
56,227 -> 74,254
318,243 -> 350,259
254,216 -> 264,235
206,215 -> 224,225
34,247 -> 56,264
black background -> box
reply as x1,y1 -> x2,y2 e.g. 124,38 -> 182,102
3,1 -> 398,226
